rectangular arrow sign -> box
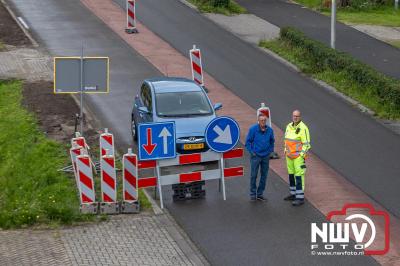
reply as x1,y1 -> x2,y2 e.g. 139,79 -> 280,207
138,122 -> 176,161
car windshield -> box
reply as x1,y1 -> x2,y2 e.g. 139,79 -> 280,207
155,91 -> 213,117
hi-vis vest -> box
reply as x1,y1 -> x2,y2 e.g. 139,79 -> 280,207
284,121 -> 311,159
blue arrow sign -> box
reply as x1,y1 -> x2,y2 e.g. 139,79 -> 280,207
205,116 -> 240,153
138,122 -> 176,161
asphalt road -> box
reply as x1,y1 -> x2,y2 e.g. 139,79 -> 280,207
236,0 -> 400,79
112,0 -> 400,218
158,146 -> 377,265
7,0 -> 378,264
7,0 -> 161,148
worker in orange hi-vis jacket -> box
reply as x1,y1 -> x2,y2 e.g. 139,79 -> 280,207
283,110 -> 311,207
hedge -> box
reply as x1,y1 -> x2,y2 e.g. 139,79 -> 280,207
280,27 -> 400,118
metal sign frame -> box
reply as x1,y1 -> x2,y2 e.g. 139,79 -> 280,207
53,56 -> 110,94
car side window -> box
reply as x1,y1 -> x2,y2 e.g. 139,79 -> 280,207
140,83 -> 152,113
139,84 -> 146,106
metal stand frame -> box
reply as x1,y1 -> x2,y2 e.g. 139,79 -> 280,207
80,203 -> 98,214
120,201 -> 140,213
99,202 -> 120,214
125,28 -> 138,34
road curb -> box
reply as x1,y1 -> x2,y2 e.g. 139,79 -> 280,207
177,0 -> 400,134
159,208 -> 210,266
178,0 -> 377,119
259,44 -> 400,134
143,188 -> 210,266
258,46 -> 376,117
143,188 -> 163,215
178,0 -> 198,10
1,0 -> 39,47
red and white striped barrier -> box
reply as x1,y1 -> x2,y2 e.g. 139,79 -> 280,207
158,149 -> 244,184
101,155 -> 117,202
99,128 -> 114,157
72,133 -> 98,172
121,149 -> 140,213
76,151 -> 98,214
70,143 -> 83,188
100,152 -> 119,214
141,149 -> 244,184
257,103 -> 279,159
257,102 -> 272,128
125,0 -> 138,34
133,148 -> 244,208
190,45 -> 204,86
71,133 -> 89,151
123,150 -> 138,201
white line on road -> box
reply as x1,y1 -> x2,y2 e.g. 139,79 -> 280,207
17,17 -> 29,30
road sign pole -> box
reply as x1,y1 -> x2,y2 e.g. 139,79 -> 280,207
331,0 -> 336,49
220,156 -> 226,200
155,161 -> 164,209
80,44 -> 84,136
396,0 -> 399,10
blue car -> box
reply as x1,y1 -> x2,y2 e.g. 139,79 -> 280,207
131,77 -> 222,154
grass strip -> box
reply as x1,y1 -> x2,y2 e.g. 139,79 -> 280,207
259,27 -> 400,119
0,80 -> 93,229
187,0 -> 246,15
295,0 -> 400,27
139,189 -> 152,210
387,40 -> 400,49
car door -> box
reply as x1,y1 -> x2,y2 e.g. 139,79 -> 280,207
137,82 -> 153,123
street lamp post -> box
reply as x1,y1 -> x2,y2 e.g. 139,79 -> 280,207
331,0 -> 336,49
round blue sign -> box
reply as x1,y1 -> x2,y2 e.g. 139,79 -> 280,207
205,116 -> 240,153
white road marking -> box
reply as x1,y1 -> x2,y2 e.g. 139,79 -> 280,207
17,17 -> 29,30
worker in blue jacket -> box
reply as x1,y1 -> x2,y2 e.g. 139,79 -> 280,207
245,114 -> 275,201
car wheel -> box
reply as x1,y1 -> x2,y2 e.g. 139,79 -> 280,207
131,117 -> 138,142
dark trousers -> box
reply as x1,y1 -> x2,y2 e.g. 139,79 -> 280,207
250,155 -> 270,197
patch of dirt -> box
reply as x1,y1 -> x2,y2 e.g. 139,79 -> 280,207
21,81 -> 98,147
0,2 -> 31,47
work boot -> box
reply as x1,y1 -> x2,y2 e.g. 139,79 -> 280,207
292,200 -> 304,206
284,195 -> 295,201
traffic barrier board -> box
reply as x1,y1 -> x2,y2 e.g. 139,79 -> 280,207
125,0 -> 138,34
190,45 -> 204,86
99,128 -> 114,156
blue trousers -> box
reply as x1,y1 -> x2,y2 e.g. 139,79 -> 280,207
250,155 -> 270,197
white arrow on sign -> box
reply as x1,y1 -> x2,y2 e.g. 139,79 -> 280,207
159,127 -> 172,154
213,124 -> 232,144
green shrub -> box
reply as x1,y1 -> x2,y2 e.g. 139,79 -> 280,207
213,0 -> 230,7
188,0 -> 246,15
278,27 -> 400,118
340,0 -> 393,10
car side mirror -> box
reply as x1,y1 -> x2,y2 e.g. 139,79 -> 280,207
138,106 -> 151,114
214,103 -> 222,111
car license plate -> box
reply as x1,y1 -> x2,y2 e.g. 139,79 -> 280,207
183,143 -> 204,150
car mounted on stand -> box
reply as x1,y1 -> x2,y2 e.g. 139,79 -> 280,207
131,77 -> 222,201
